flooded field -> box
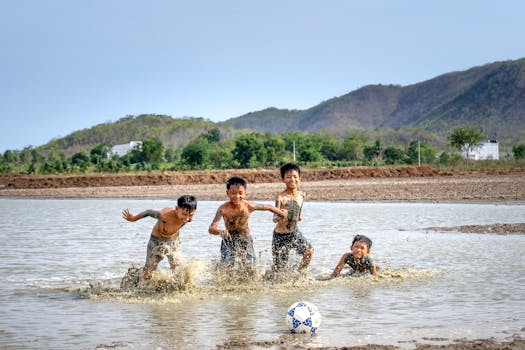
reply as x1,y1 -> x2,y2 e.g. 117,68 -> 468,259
1,199 -> 524,349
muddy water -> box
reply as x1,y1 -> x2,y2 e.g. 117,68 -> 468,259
0,199 -> 524,349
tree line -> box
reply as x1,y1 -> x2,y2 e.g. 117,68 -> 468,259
1,126 -> 524,174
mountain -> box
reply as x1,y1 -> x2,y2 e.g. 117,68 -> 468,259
222,58 -> 525,144
37,58 -> 525,156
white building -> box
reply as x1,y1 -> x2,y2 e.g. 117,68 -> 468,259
108,141 -> 142,157
461,140 -> 499,160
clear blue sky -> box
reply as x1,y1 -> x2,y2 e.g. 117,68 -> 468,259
1,0 -> 524,153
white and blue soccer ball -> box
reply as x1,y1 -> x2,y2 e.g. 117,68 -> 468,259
286,301 -> 321,333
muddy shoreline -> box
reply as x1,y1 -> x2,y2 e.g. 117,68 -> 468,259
216,335 -> 525,350
1,167 -> 525,202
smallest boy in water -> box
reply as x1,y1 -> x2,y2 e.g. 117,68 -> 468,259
331,234 -> 377,277
209,176 -> 287,268
122,195 -> 197,280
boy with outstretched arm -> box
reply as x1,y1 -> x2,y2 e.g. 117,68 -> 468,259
122,194 -> 197,279
208,176 -> 287,268
272,163 -> 314,271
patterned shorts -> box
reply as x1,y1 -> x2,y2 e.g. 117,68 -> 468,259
145,235 -> 181,268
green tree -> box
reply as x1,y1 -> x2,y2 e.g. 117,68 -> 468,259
141,138 -> 164,165
447,126 -> 485,162
341,136 -> 365,161
3,150 -> 16,163
297,136 -> 323,162
262,132 -> 285,166
363,140 -> 383,162
407,140 -> 437,165
18,147 -> 32,163
90,143 -> 111,165
512,143 -> 525,159
181,138 -> 211,168
317,133 -> 340,161
164,147 -> 178,163
31,149 -> 45,163
71,152 -> 91,167
233,133 -> 265,168
202,128 -> 220,143
383,146 -> 407,165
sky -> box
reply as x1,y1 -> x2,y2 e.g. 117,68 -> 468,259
1,0 -> 524,153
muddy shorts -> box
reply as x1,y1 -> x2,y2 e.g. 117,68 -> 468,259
145,235 -> 181,269
272,229 -> 312,269
220,233 -> 255,267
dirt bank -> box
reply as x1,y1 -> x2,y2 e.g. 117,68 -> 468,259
1,166 -> 524,201
0,166 -> 440,189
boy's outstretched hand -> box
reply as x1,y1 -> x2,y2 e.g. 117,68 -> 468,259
122,209 -> 136,222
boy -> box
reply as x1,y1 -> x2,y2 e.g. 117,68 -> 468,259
331,234 -> 377,277
272,163 -> 314,271
208,176 -> 287,268
122,194 -> 197,279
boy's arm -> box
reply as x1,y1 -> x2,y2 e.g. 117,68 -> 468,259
251,202 -> 287,218
331,254 -> 347,278
208,208 -> 228,238
122,209 -> 161,222
299,191 -> 306,221
370,258 -> 378,275
272,198 -> 285,223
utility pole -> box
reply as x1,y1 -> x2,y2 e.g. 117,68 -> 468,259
418,139 -> 421,166
293,141 -> 296,162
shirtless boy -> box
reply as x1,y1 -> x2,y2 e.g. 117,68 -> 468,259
272,163 -> 314,271
209,176 -> 287,267
122,194 -> 197,279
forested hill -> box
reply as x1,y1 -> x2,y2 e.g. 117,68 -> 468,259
222,58 -> 525,144
40,115 -> 236,156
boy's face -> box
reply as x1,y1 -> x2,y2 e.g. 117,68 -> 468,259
282,169 -> 300,190
226,184 -> 246,205
175,207 -> 195,223
350,241 -> 370,258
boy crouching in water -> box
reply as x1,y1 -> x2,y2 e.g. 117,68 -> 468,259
209,176 -> 287,269
122,195 -> 197,280
331,234 -> 377,277
272,163 -> 314,272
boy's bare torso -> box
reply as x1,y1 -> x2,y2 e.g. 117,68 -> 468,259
151,208 -> 186,239
217,201 -> 254,236
274,190 -> 305,233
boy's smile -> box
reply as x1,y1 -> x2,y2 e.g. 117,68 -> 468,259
176,207 -> 195,223
350,241 -> 370,259
226,185 -> 246,205
283,170 -> 300,190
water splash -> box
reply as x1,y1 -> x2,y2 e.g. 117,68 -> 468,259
76,259 -> 439,304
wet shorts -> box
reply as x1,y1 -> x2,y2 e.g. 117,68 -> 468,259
220,233 -> 255,267
145,235 -> 181,269
272,229 -> 312,269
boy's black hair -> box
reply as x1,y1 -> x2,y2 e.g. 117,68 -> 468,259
177,195 -> 197,211
226,176 -> 247,190
280,163 -> 301,179
352,234 -> 373,249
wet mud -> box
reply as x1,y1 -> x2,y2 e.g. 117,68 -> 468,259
426,223 -> 525,234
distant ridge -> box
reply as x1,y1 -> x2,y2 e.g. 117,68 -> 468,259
37,58 -> 525,155
221,58 -> 525,143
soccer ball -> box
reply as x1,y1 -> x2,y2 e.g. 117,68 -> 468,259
286,301 -> 321,333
